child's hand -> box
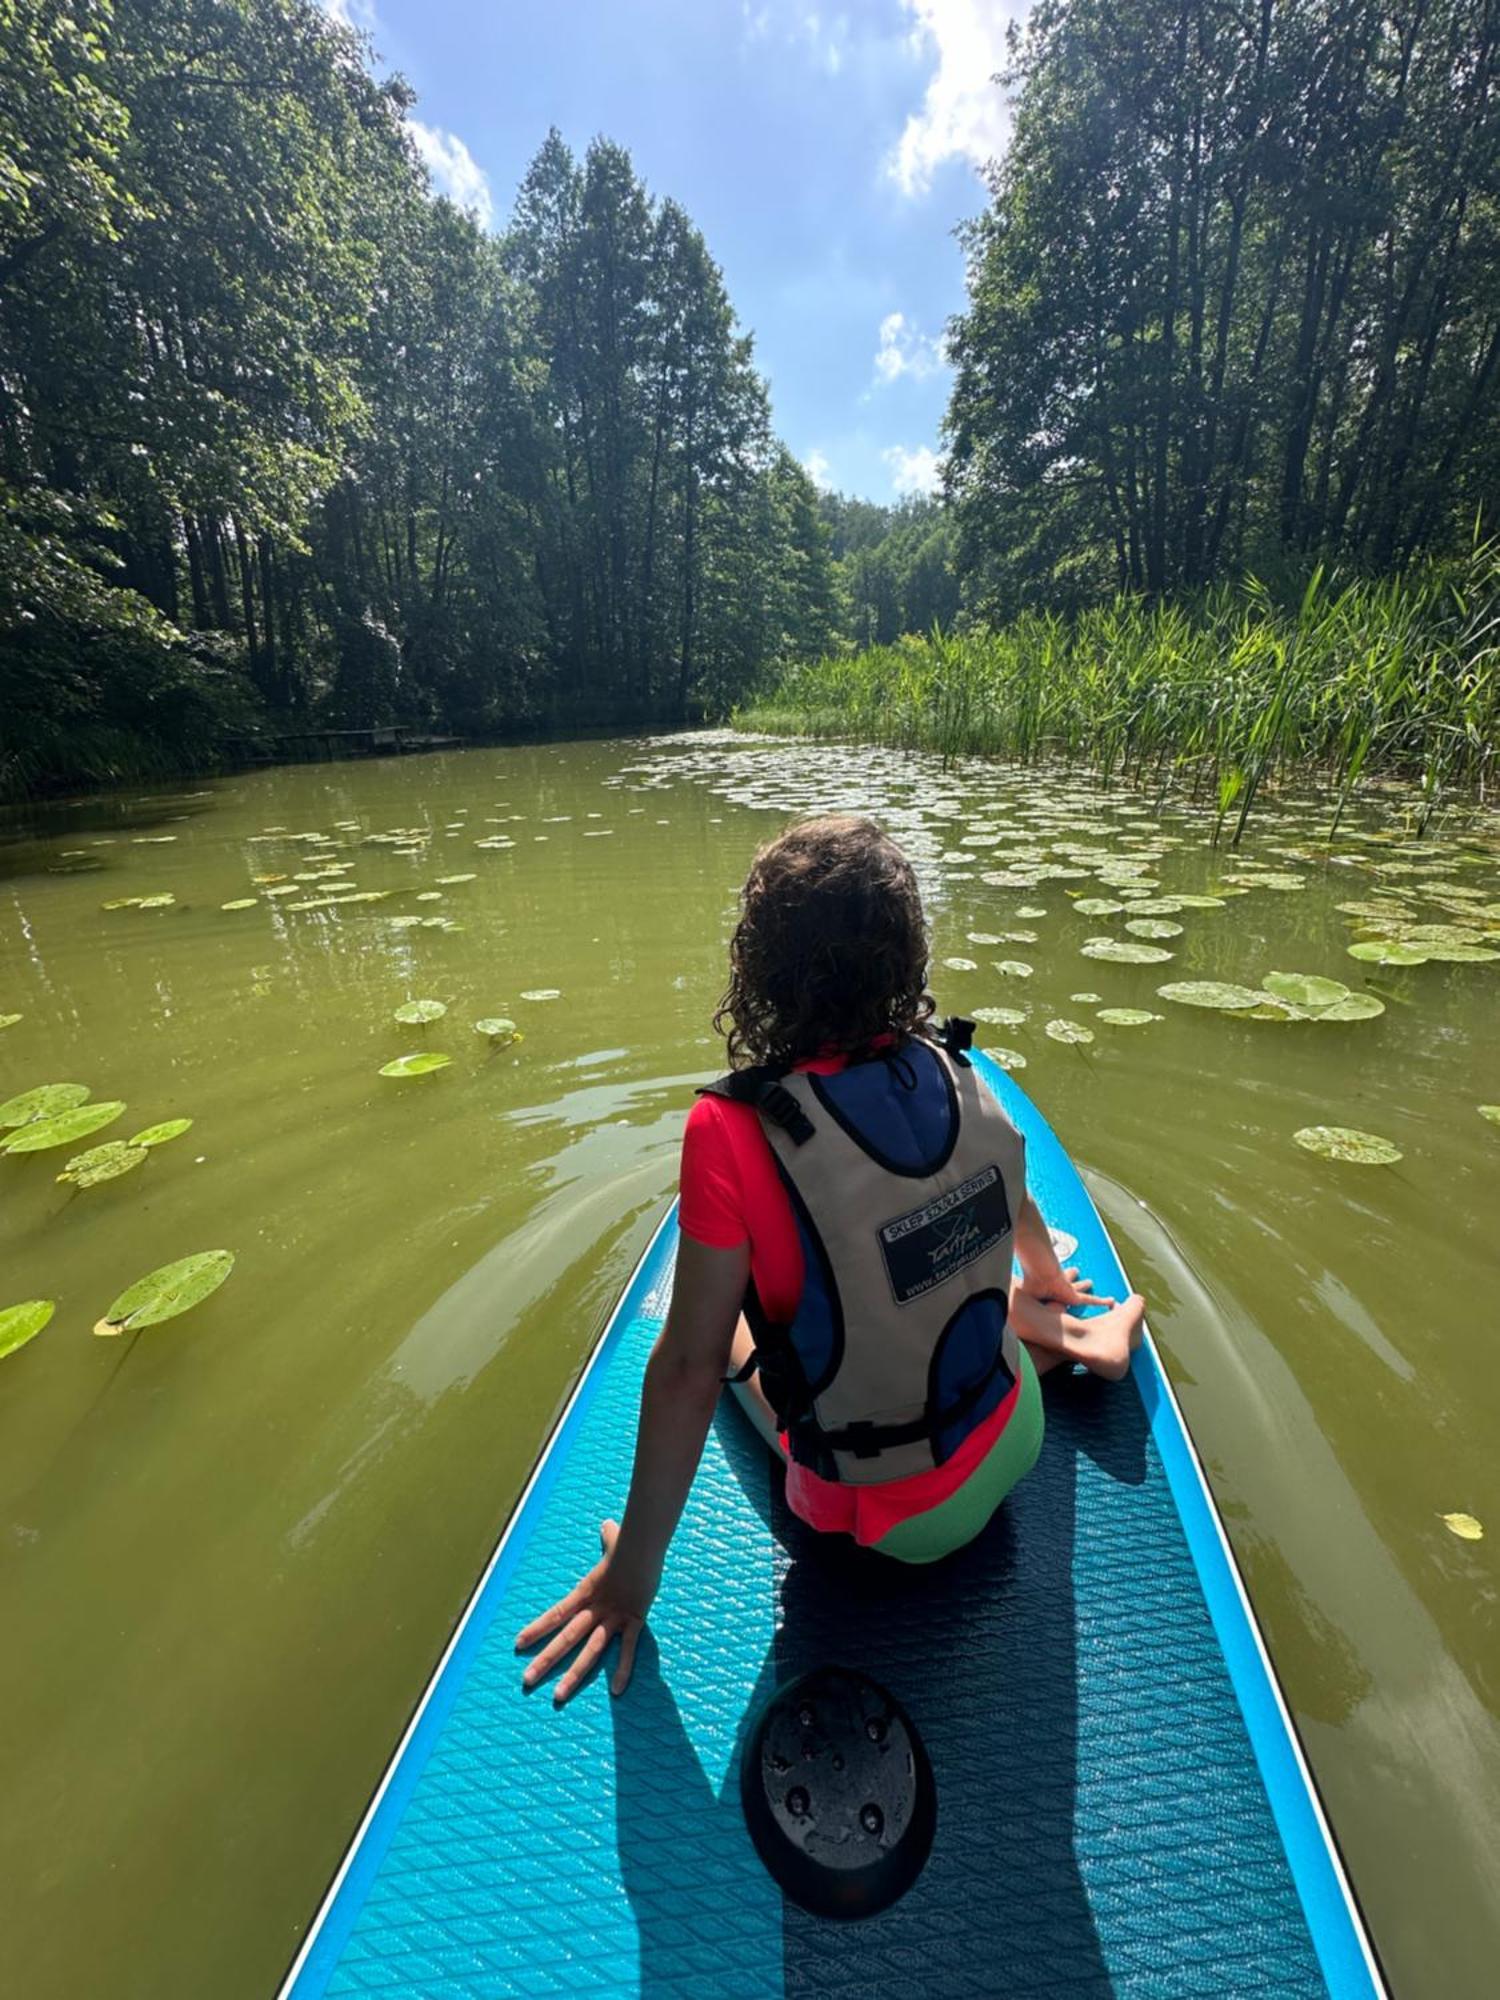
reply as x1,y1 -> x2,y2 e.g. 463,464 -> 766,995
515,1520 -> 653,1707
1020,1264 -> 1116,1311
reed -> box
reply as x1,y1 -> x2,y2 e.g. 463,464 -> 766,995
736,542 -> 1500,840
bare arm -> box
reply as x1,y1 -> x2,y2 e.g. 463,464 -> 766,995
514,1232 -> 749,1706
1015,1190 -> 1115,1307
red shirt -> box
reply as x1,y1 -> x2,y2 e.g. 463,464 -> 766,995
679,1050 -> 1020,1544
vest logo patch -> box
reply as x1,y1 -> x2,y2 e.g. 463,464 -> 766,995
878,1163 -> 1011,1304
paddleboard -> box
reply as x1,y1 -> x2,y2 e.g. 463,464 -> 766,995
278,1053 -> 1385,1998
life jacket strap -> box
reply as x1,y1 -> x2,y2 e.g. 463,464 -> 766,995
698,1067 -> 814,1145
800,1339 -> 1010,1467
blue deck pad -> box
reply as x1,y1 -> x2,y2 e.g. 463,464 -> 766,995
281,1061 -> 1382,2000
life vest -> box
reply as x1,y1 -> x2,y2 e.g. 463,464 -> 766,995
698,1019 -> 1026,1485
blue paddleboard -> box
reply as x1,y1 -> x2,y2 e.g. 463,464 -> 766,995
278,1055 -> 1385,1998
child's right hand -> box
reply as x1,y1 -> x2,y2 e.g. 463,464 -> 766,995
514,1519 -> 654,1707
1021,1264 -> 1116,1310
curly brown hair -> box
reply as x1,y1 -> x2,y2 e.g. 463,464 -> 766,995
714,814 -> 935,1069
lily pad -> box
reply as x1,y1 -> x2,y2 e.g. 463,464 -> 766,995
129,1118 -> 193,1148
1346,940 -> 1431,966
1420,942 -> 1500,963
986,1047 -> 1028,1071
1045,1019 -> 1095,1045
1477,1105 -> 1500,1126
966,933 -> 1005,946
1096,1008 -> 1162,1026
1069,992 -> 1103,1004
1157,981 -> 1266,1011
58,1141 -> 148,1188
1081,939 -> 1175,964
94,1249 -> 235,1336
221,898 -> 258,912
393,999 -> 448,1026
0,1083 -> 90,1128
1,1298 -> 55,1358
435,874 -> 477,886
942,957 -> 978,972
6,1101 -> 126,1152
1292,1126 -> 1402,1165
1170,894 -> 1227,909
1073,898 -> 1123,916
1441,1512 -> 1484,1541
990,961 -> 1033,979
474,1018 -> 522,1046
1016,906 -> 1048,919
137,893 -> 176,909
379,1052 -> 454,1078
1317,994 -> 1386,1022
1262,972 -> 1351,1010
519,988 -> 562,1002
1124,919 -> 1183,940
0,1014 -> 19,1030
971,1005 -> 1028,1027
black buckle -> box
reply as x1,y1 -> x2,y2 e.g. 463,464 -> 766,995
941,1016 -> 975,1065
837,1420 -> 886,1460
756,1079 -> 814,1146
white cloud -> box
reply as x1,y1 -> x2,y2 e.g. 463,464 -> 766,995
407,120 -> 494,231
319,0 -> 378,31
873,310 -> 945,385
888,0 -> 1017,197
884,443 -> 943,496
803,449 -> 834,490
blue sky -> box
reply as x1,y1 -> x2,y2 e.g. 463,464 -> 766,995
324,2 -> 1025,502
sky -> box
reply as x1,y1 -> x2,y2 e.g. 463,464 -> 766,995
322,1 -> 1027,503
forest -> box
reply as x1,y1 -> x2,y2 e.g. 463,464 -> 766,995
2,0 -> 1498,798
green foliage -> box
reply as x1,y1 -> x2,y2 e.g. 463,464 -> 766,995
947,0 -> 1500,609
0,7 -> 841,796
740,549 -> 1499,827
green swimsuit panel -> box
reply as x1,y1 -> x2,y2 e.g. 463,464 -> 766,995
873,1344 -> 1045,1564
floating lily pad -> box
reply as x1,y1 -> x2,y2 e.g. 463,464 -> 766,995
129,1118 -> 193,1148
1156,981 -> 1266,1011
990,961 -> 1033,979
1069,992 -> 1103,1004
436,874 -> 477,885
0,1298 -> 55,1359
1292,1125 -> 1402,1165
221,898 -> 258,912
519,988 -> 562,1002
1096,1008 -> 1162,1027
1317,994 -> 1386,1021
1477,1105 -> 1500,1126
986,1046 -> 1028,1070
1346,940 -> 1431,966
966,933 -> 1005,946
58,1141 -> 148,1188
0,1083 -> 90,1129
1045,1019 -> 1095,1045
972,1005 -> 1027,1027
1440,1512 -> 1483,1541
1016,905 -> 1048,919
101,896 -> 146,910
137,894 -> 176,909
393,999 -> 447,1026
1262,972 -> 1351,1009
1170,894 -> 1226,910
1073,898 -> 1123,916
474,1018 -> 522,1046
378,1052 -> 454,1078
94,1249 -> 235,1336
0,1013 -> 19,1030
1420,942 -> 1500,963
942,957 -> 978,972
1124,919 -> 1183,940
6,1101 -> 126,1153
1081,939 -> 1175,964
415,891 -> 444,902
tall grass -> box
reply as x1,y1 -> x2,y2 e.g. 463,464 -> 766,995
738,542 -> 1500,841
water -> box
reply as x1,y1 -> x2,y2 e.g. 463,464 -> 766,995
1,734 -> 1495,1999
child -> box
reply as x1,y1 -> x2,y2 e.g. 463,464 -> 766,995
517,815 -> 1145,1705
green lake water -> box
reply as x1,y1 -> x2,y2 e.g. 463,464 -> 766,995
1,733 -> 1496,1999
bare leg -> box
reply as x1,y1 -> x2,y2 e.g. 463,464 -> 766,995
726,1316 -> 785,1453
1010,1286 -> 1146,1382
